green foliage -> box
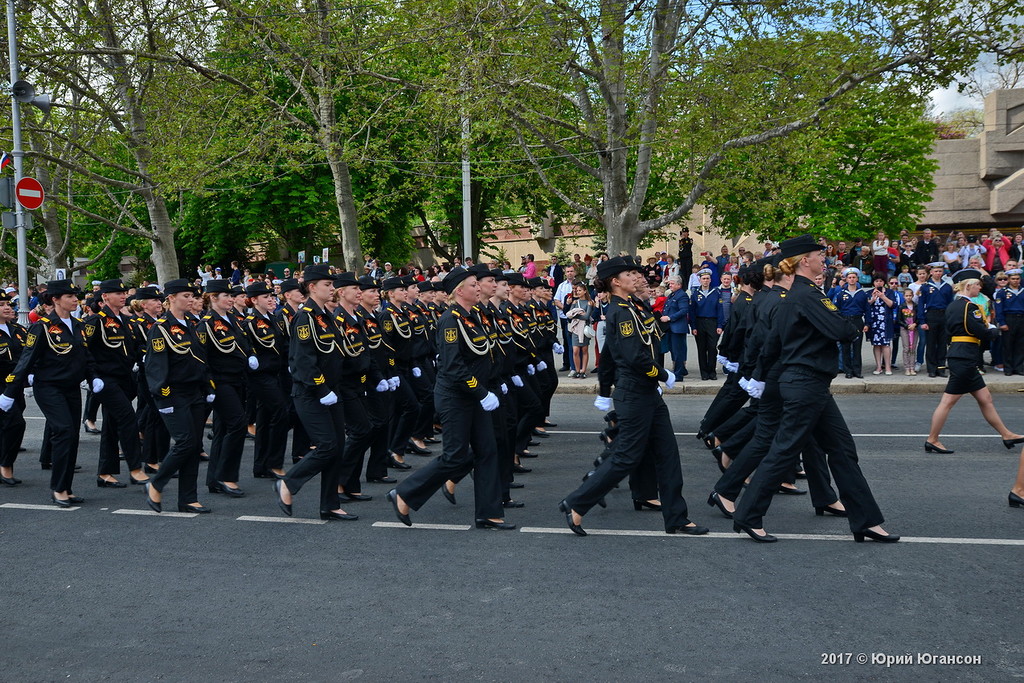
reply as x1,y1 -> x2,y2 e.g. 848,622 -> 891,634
703,86 -> 938,242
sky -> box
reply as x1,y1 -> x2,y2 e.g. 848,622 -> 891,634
929,84 -> 983,115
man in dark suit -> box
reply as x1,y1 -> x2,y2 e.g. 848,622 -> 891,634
913,229 -> 940,267
547,256 -> 564,287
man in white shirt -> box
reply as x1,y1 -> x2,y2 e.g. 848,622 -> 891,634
553,264 -> 576,371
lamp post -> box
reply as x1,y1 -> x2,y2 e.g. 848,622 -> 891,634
6,0 -> 28,325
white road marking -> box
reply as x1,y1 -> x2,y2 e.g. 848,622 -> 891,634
237,515 -> 326,525
112,509 -> 198,518
0,503 -> 79,511
372,521 -> 471,531
550,430 -> 1006,439
519,526 -> 1024,545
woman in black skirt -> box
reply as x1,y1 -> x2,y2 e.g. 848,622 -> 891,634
924,268 -> 1024,455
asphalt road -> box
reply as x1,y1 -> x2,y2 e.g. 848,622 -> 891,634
2,393 -> 1022,681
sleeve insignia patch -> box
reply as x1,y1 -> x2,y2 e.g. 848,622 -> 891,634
619,321 -> 634,337
85,324 -> 96,337
25,333 -> 36,348
160,387 -> 170,396
972,309 -> 982,319
444,328 -> 458,344
297,325 -> 311,340
197,332 -> 207,344
383,321 -> 393,332
821,298 -> 838,311
152,338 -> 166,352
4,374 -> 14,383
313,374 -> 326,385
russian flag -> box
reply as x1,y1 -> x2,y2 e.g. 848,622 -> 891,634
0,152 -> 10,171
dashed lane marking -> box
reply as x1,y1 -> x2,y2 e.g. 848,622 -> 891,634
0,503 -> 79,511
372,521 -> 472,531
111,509 -> 198,518
237,515 -> 327,525
551,430 -> 1006,439
519,526 -> 1024,545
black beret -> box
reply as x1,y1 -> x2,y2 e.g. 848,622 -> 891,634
302,264 -> 334,282
779,234 -> 825,259
134,286 -> 164,301
596,256 -> 641,281
952,268 -> 982,284
163,279 -> 197,295
279,278 -> 300,293
357,275 -> 381,291
98,278 -> 130,294
204,280 -> 232,294
505,273 -> 527,287
441,266 -> 475,294
245,282 -> 273,297
381,276 -> 405,291
333,271 -> 359,288
46,279 -> 81,297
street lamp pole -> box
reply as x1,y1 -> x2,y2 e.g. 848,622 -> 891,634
6,0 -> 29,325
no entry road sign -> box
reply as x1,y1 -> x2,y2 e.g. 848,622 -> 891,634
15,177 -> 44,210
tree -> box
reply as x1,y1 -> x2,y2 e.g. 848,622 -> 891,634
704,87 -> 939,242
427,0 -> 1020,254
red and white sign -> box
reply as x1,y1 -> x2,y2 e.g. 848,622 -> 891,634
15,177 -> 44,210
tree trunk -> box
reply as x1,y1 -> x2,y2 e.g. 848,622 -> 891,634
146,194 -> 180,283
604,215 -> 640,256
325,153 -> 361,272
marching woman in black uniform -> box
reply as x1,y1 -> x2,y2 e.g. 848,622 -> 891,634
244,281 -> 289,479
379,276 -> 416,470
274,264 -> 356,521
84,279 -> 147,488
923,269 -> 1024,455
331,272 -> 388,503
356,276 -> 399,486
274,278 -> 311,463
387,267 -> 513,530
197,280 -> 255,497
0,289 -> 28,486
130,286 -> 169,475
1,279 -> 98,507
143,279 -> 215,513
558,257 -> 708,536
731,235 -> 897,543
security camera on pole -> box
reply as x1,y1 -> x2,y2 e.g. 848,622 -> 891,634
6,0 -> 52,325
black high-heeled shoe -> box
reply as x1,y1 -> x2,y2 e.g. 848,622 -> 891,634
82,420 -> 100,435
710,446 -> 727,473
814,504 -> 848,517
632,499 -> 662,511
405,441 -> 432,455
320,510 -> 359,521
386,489 -> 411,526
924,441 -> 954,454
143,482 -> 161,513
441,483 -> 457,505
702,433 -> 716,450
387,455 -> 412,470
96,477 -> 127,489
559,500 -> 586,536
1008,492 -> 1024,508
733,522 -> 777,543
1003,436 -> 1024,449
51,494 -> 72,508
217,482 -> 245,497
707,491 -> 733,519
475,519 -> 516,530
0,475 -> 21,486
853,528 -> 900,543
274,479 -> 292,517
179,504 -> 212,514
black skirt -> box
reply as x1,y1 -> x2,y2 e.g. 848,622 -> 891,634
944,353 -> 986,395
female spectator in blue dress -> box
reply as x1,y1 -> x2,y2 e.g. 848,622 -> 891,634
865,275 -> 896,375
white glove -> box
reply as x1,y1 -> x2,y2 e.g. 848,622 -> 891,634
664,370 -> 676,389
158,406 -> 174,415
511,375 -> 523,387
552,343 -> 564,354
500,383 -> 508,395
375,379 -> 389,393
0,394 -> 14,412
206,394 -> 216,403
387,376 -> 398,391
738,377 -> 750,391
27,374 -> 33,387
391,375 -> 401,389
657,387 -> 663,396
91,378 -> 105,394
248,356 -> 259,370
745,379 -> 765,399
725,361 -> 739,373
716,355 -> 729,366
131,363 -> 139,373
594,396 -> 612,412
480,392 -> 499,411
319,391 -> 338,406
536,360 -> 548,371
526,364 -> 535,375
412,367 -> 422,378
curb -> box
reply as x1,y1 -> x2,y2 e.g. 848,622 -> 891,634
553,378 -> 1024,396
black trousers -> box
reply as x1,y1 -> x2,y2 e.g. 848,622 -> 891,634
694,318 -> 720,379
250,372 -> 289,475
732,370 -> 884,533
97,376 -> 142,476
514,376 -> 543,454
39,423 -> 52,466
388,369 -> 421,454
0,394 -> 27,468
839,315 -> 864,376
286,388 -> 345,512
152,387 -> 205,506
925,308 -> 948,375
628,448 -> 659,501
699,373 -> 749,435
364,389 -> 392,481
713,403 -> 757,443
83,387 -> 100,423
280,373 -> 311,461
397,388 -> 503,520
207,380 -> 247,486
412,361 -> 437,440
715,375 -> 836,507
138,370 -> 169,467
564,388 -> 691,530
560,318 -> 574,370
339,384 -> 375,494
536,351 -> 557,419
451,384 -> 515,500
1003,315 -> 1024,375
34,383 -> 82,493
